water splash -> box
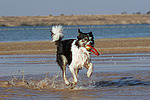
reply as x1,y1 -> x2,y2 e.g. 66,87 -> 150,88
2,71 -> 60,90
1,70 -> 150,91
1,71 -> 93,90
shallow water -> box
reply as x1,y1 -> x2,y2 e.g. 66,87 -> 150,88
0,53 -> 150,99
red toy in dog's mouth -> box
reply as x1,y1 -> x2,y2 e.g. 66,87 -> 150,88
86,45 -> 100,56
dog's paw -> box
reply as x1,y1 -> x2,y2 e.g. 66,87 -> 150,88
65,80 -> 70,86
87,71 -> 92,78
71,82 -> 77,86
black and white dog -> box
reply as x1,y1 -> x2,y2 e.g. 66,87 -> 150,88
50,25 -> 98,85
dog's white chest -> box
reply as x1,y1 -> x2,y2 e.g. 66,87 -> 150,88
71,43 -> 90,69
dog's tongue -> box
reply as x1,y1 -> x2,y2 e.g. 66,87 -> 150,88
86,45 -> 100,56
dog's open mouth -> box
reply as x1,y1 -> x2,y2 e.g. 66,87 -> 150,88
85,45 -> 100,56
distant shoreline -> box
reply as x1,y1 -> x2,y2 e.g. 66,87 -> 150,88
0,14 -> 150,27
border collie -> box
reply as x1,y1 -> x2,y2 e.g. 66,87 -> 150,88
50,25 -> 99,86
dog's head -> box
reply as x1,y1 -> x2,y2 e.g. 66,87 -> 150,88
76,29 -> 94,47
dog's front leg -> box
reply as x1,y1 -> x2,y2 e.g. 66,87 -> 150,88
69,65 -> 78,85
75,69 -> 79,76
87,63 -> 93,78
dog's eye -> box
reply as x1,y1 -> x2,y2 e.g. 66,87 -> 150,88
84,39 -> 88,41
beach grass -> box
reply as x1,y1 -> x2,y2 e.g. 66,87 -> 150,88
0,14 -> 150,26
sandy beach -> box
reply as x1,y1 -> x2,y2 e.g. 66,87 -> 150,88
0,37 -> 150,55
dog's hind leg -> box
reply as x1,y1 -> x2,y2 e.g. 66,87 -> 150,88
69,64 -> 78,85
62,65 -> 70,86
57,55 -> 70,85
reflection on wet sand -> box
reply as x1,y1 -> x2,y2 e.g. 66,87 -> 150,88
0,53 -> 150,99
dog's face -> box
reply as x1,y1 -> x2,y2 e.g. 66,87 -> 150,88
77,29 -> 94,47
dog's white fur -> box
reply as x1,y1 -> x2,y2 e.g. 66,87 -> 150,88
70,40 -> 93,84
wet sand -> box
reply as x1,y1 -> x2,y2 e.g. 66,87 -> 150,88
0,37 -> 150,55
0,53 -> 150,99
0,37 -> 150,99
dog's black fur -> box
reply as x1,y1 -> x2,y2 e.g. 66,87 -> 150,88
56,39 -> 75,69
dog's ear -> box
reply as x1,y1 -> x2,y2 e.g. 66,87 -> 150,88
78,29 -> 81,33
77,29 -> 82,39
88,31 -> 94,37
78,29 -> 82,35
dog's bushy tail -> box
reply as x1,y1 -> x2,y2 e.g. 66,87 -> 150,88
50,25 -> 64,42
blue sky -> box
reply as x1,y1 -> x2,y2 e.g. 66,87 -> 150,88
0,0 -> 150,16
